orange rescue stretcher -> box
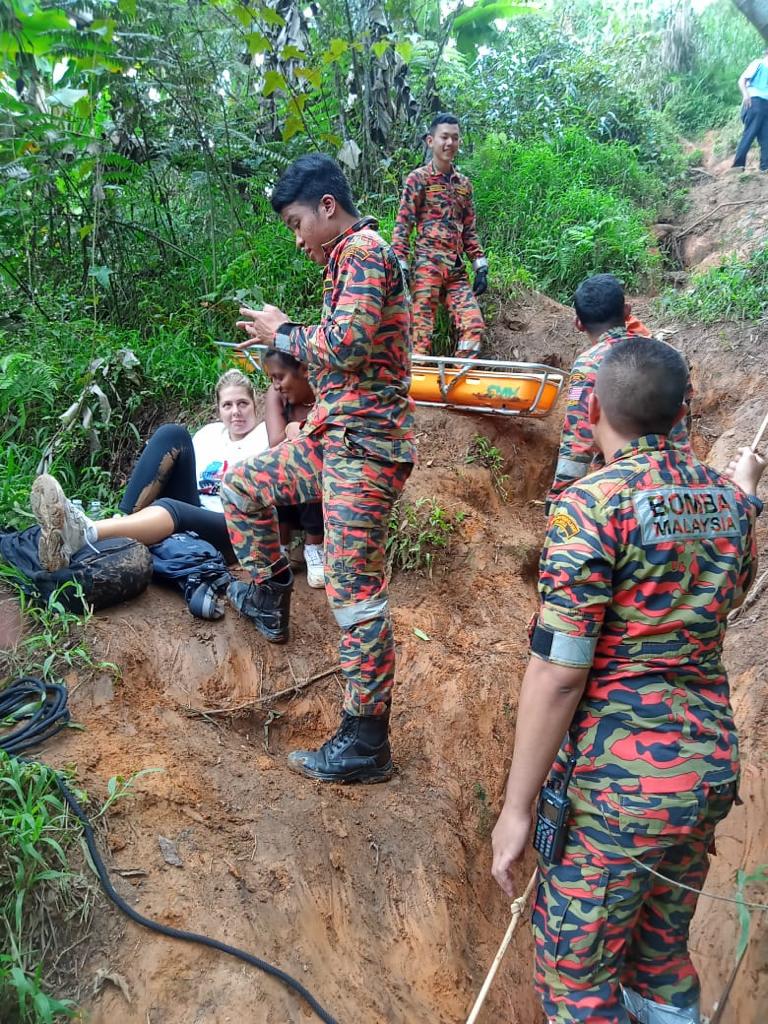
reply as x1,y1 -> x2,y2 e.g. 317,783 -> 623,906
216,342 -> 565,419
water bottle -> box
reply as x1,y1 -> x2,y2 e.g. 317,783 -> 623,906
87,500 -> 102,520
72,499 -> 85,514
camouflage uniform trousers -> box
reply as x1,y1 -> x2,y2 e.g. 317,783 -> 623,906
221,427 -> 412,716
533,781 -> 736,1023
411,257 -> 485,356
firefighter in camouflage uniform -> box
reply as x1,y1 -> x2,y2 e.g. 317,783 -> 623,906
224,154 -> 415,785
492,336 -> 765,1023
549,274 -> 691,509
392,112 -> 488,357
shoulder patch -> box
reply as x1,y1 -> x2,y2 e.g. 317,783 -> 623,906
567,370 -> 587,400
551,511 -> 580,541
340,237 -> 378,262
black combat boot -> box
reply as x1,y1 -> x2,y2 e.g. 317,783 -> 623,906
287,711 -> 393,783
227,565 -> 293,644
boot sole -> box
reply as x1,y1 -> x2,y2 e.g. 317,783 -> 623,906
287,759 -> 394,784
31,476 -> 68,571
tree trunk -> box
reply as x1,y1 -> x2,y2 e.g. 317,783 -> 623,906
732,0 -> 768,41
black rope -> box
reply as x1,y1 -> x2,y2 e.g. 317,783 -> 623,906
0,677 -> 339,1024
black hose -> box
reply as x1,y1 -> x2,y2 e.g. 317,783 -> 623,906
0,676 -> 71,754
0,677 -> 340,1024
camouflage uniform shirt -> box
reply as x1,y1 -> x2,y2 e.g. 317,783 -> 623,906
391,161 -> 487,270
548,326 -> 691,504
274,216 -> 415,464
532,436 -> 761,793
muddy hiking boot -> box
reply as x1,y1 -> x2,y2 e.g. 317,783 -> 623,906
31,474 -> 97,572
287,711 -> 393,783
227,566 -> 293,644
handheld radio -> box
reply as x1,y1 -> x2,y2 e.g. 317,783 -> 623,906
533,747 -> 578,865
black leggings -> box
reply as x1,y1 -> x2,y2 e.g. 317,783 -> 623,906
120,423 -> 200,511
120,423 -> 322,563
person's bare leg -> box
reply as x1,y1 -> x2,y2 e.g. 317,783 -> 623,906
95,506 -> 175,546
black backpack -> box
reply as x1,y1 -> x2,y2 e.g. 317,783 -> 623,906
0,526 -> 153,612
149,533 -> 233,620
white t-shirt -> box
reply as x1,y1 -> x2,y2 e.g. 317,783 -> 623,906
192,421 -> 269,512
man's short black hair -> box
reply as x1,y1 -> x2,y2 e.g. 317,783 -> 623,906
597,336 -> 689,437
429,112 -> 460,133
270,153 -> 359,217
573,274 -> 626,329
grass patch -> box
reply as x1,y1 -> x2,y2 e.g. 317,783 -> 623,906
466,435 -> 510,502
386,498 -> 465,576
0,755 -> 90,1023
659,246 -> 768,323
0,574 -> 118,1019
0,572 -> 117,687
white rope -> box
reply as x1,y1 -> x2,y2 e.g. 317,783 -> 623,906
465,870 -> 537,1024
594,805 -> 768,912
750,409 -> 768,452
623,851 -> 768,911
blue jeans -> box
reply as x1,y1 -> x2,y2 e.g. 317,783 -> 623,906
733,96 -> 768,170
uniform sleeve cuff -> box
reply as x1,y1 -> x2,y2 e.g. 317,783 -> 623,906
554,455 -> 590,482
746,493 -> 764,517
530,622 -> 597,668
472,258 -> 488,271
273,323 -> 296,352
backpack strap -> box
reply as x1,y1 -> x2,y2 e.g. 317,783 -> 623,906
183,566 -> 233,621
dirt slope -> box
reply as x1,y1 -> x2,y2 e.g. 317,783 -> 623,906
27,289 -> 768,1024
674,129 -> 768,271
45,402 -> 559,1024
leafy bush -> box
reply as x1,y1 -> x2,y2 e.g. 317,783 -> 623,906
439,15 -> 685,179
0,313 -> 230,527
468,131 -> 661,299
659,246 -> 768,323
662,4 -> 763,135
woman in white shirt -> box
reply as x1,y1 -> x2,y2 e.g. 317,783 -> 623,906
31,366 -> 322,576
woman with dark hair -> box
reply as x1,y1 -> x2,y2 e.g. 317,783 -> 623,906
263,348 -> 324,587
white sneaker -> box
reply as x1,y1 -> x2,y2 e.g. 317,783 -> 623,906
303,543 -> 325,589
30,474 -> 96,571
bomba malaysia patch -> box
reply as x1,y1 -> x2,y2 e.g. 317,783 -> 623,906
567,370 -> 587,401
633,486 -> 741,544
552,511 -> 580,540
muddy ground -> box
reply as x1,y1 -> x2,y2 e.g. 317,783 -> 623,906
16,286 -> 762,1024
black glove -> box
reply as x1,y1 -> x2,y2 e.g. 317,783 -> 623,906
472,267 -> 488,296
